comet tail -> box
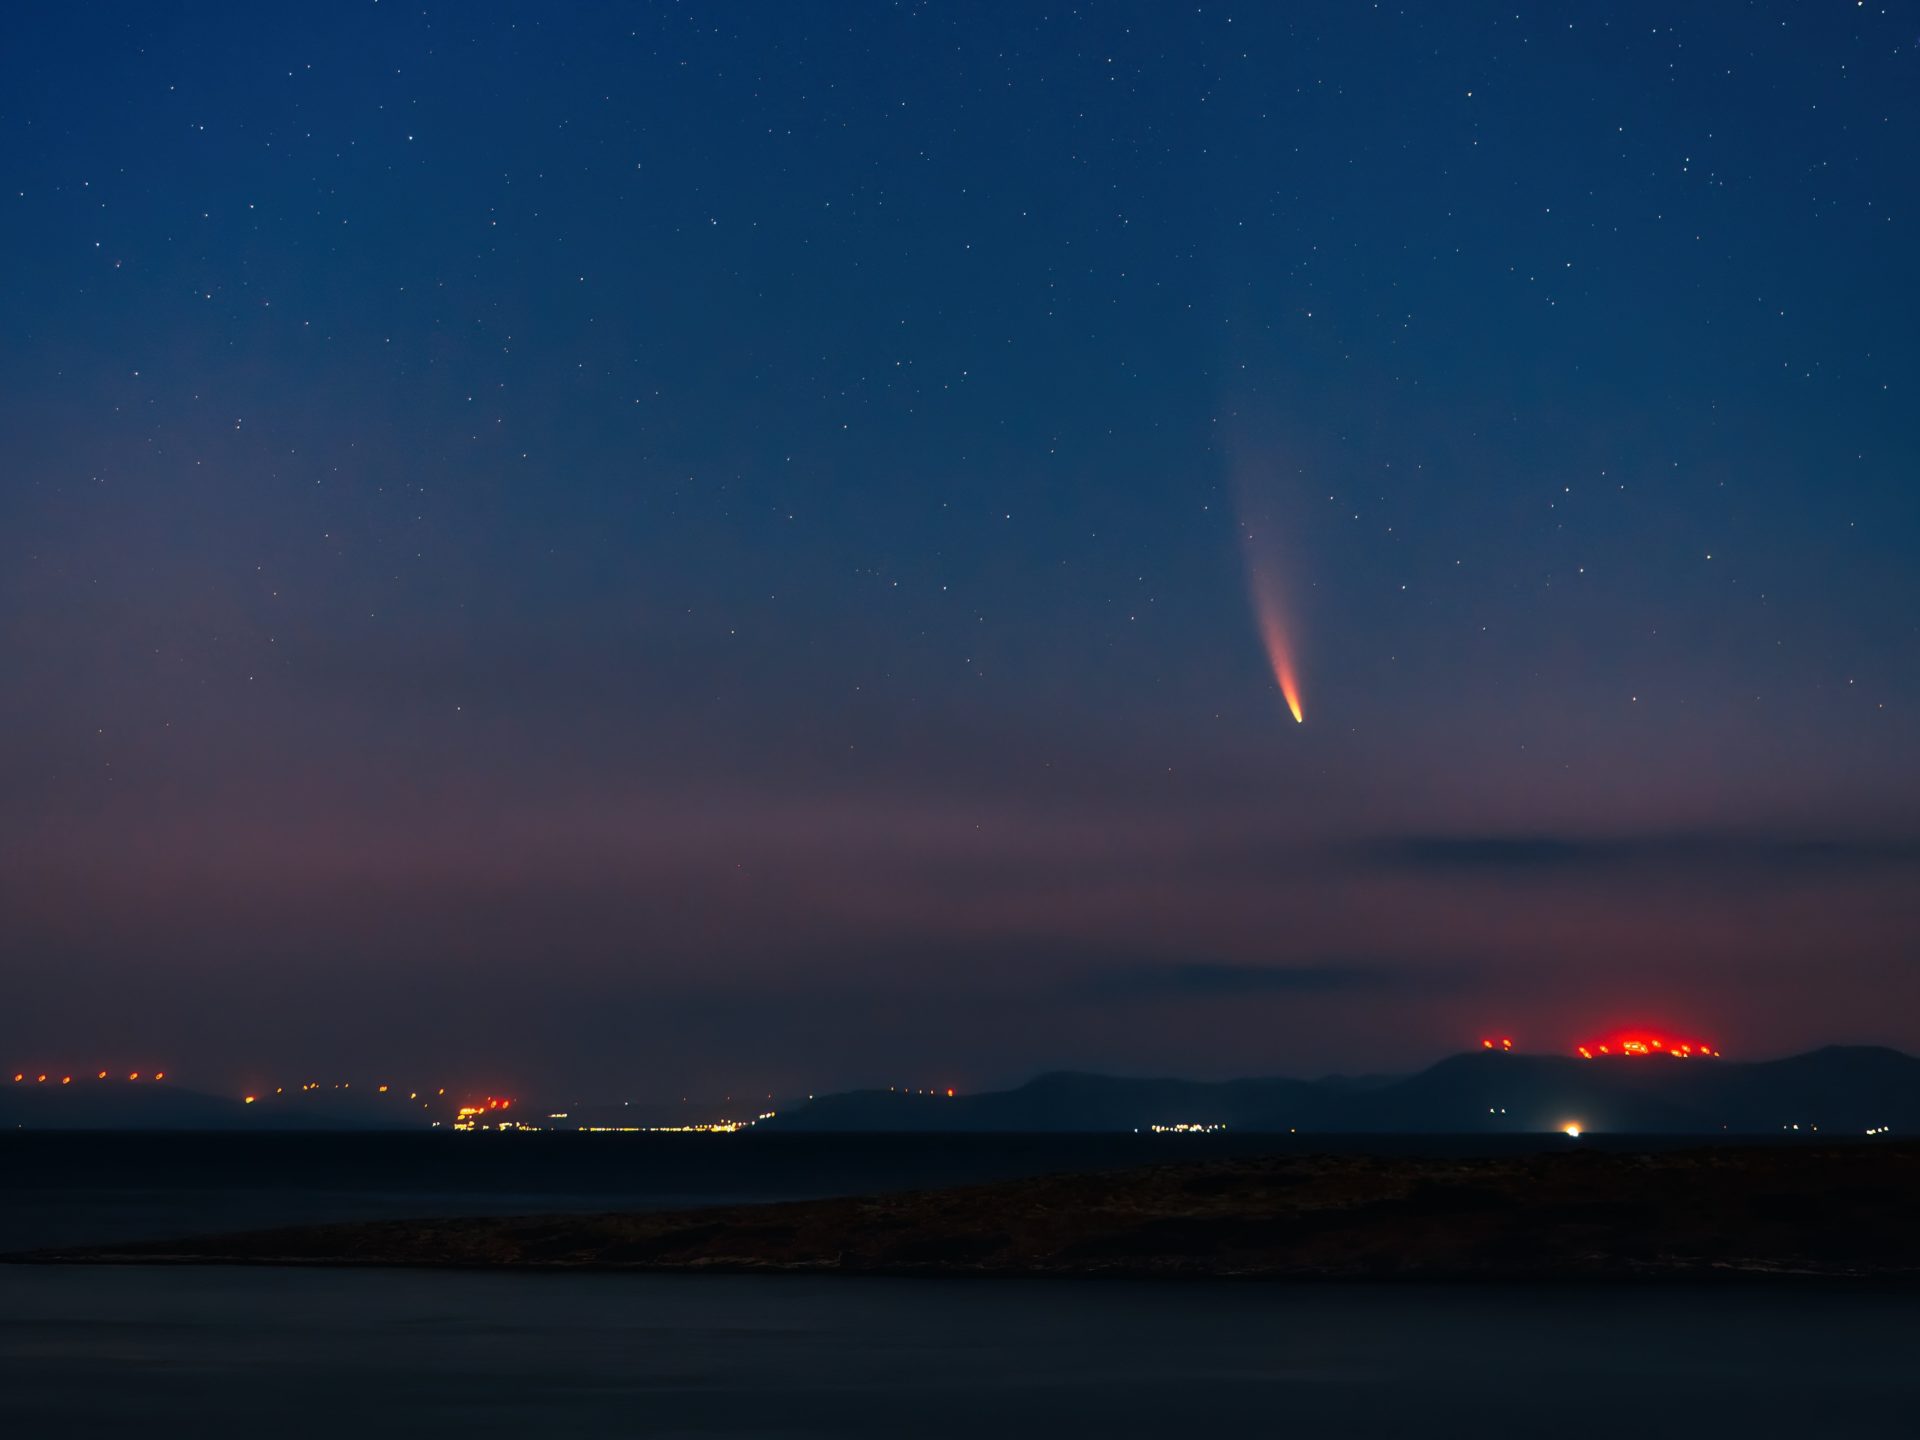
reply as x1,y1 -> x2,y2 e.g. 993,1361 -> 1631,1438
1247,564 -> 1305,723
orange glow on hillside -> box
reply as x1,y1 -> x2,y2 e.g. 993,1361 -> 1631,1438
1576,1034 -> 1721,1059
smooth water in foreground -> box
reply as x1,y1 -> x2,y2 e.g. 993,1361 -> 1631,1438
6,1134 -> 1916,1435
3,1264 -> 1916,1438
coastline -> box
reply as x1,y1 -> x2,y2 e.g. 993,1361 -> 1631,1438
19,1143 -> 1920,1284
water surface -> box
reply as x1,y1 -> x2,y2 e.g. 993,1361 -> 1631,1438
2,1265 -> 1913,1438
3,1129 -> 1723,1252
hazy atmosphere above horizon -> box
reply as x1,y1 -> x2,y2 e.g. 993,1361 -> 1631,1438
3,2 -> 1917,1100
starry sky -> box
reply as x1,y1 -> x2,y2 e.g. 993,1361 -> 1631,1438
4,2 -> 1917,1099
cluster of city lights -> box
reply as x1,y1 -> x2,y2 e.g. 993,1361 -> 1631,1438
238,1085 -> 544,1127
571,1113 -> 778,1134
1148,1122 -> 1228,1134
480,1109 -> 780,1135
452,1097 -> 516,1131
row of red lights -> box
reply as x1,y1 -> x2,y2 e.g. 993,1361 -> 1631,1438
11,1071 -> 164,1083
1482,1036 -> 1722,1059
1577,1037 -> 1720,1059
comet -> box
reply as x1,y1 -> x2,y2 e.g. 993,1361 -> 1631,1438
1248,563 -> 1305,723
1227,445 -> 1307,723
1237,515 -> 1305,724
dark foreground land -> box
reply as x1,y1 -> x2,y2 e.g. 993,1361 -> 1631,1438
26,1142 -> 1920,1281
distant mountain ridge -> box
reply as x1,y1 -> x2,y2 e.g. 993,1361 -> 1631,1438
768,1045 -> 1920,1135
9,1045 -> 1917,1134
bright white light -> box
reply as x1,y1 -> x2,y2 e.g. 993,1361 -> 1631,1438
1562,1123 -> 1583,1138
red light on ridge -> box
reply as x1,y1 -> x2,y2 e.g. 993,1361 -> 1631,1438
1574,1033 -> 1721,1060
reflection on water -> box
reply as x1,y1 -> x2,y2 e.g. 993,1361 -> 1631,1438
2,1265 -> 1916,1438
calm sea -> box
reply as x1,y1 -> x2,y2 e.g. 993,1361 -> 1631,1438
0,1128 -> 1735,1253
2,1129 -> 1352,1252
4,1133 -> 1914,1436
3,1267 -> 1915,1437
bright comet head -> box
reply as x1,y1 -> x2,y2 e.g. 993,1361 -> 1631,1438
1246,558 -> 1305,723
1279,662 -> 1304,724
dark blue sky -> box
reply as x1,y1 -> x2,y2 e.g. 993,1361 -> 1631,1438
4,2 -> 1916,1098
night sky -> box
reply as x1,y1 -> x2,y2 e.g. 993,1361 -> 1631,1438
4,3 -> 1917,1100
